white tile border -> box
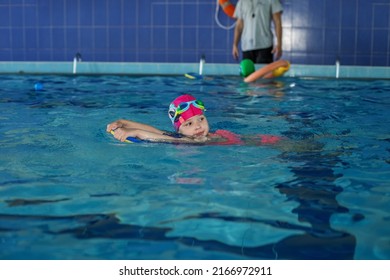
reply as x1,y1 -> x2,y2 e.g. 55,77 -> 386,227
0,62 -> 389,79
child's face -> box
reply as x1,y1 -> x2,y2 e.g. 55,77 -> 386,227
178,114 -> 209,137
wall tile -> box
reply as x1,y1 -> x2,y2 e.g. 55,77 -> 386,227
138,27 -> 152,49
11,28 -> 24,48
168,4 -> 182,26
37,2 -> 50,26
80,27 -> 94,49
373,30 -> 388,53
373,4 -> 389,28
108,0 -> 122,26
324,29 -> 339,54
79,0 -> 93,26
10,6 -> 23,26
340,29 -> 357,55
12,50 -> 26,61
182,4 -> 197,26
0,29 -> 11,48
152,4 -> 166,26
138,1 -> 151,26
50,1 -> 65,27
182,28 -> 197,49
152,27 -> 166,50
122,1 -> 137,26
356,29 -> 371,54
324,1 -> 340,28
291,28 -> 307,52
25,28 -> 38,49
93,0 -> 108,26
357,1 -> 372,29
65,1 -> 79,26
291,1 -> 309,28
94,27 -> 108,49
0,0 -> 389,66
0,6 -> 10,26
307,0 -> 325,28
167,27 -> 182,50
305,29 -> 324,53
372,55 -> 387,66
109,28 -> 122,49
24,6 -> 37,27
66,28 -> 79,49
52,28 -> 65,49
341,0 -> 357,28
123,28 -> 137,49
25,50 -> 38,61
38,27 -> 52,49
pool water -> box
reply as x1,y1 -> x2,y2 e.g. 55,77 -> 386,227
0,74 -> 389,260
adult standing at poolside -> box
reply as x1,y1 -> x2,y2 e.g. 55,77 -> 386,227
232,0 -> 283,64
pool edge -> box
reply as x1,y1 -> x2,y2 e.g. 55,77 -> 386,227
1,61 -> 389,79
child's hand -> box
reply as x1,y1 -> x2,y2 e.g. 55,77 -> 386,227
106,121 -> 122,132
111,127 -> 131,142
193,135 -> 208,143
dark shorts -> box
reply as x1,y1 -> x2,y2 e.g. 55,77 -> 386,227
242,46 -> 273,64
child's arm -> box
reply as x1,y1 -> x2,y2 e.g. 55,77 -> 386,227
107,119 -> 208,144
111,127 -> 208,144
106,119 -> 164,135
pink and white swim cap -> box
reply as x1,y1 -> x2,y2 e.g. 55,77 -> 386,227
168,94 -> 205,131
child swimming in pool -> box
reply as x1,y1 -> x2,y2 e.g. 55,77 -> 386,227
107,94 -> 281,145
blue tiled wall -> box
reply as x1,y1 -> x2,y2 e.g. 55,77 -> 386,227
0,0 -> 389,66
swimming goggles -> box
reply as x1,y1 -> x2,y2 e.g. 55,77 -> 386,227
169,100 -> 205,122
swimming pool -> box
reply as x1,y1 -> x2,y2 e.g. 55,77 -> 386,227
0,74 -> 389,260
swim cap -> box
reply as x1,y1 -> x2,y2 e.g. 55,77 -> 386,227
168,94 -> 205,131
240,59 -> 255,77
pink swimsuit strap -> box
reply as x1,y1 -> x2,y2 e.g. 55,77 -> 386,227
211,130 -> 281,145
258,134 -> 281,144
213,129 -> 244,145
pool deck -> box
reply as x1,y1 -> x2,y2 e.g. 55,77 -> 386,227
0,61 -> 389,79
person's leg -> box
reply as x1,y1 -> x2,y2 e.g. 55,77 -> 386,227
254,46 -> 274,64
242,50 -> 256,63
